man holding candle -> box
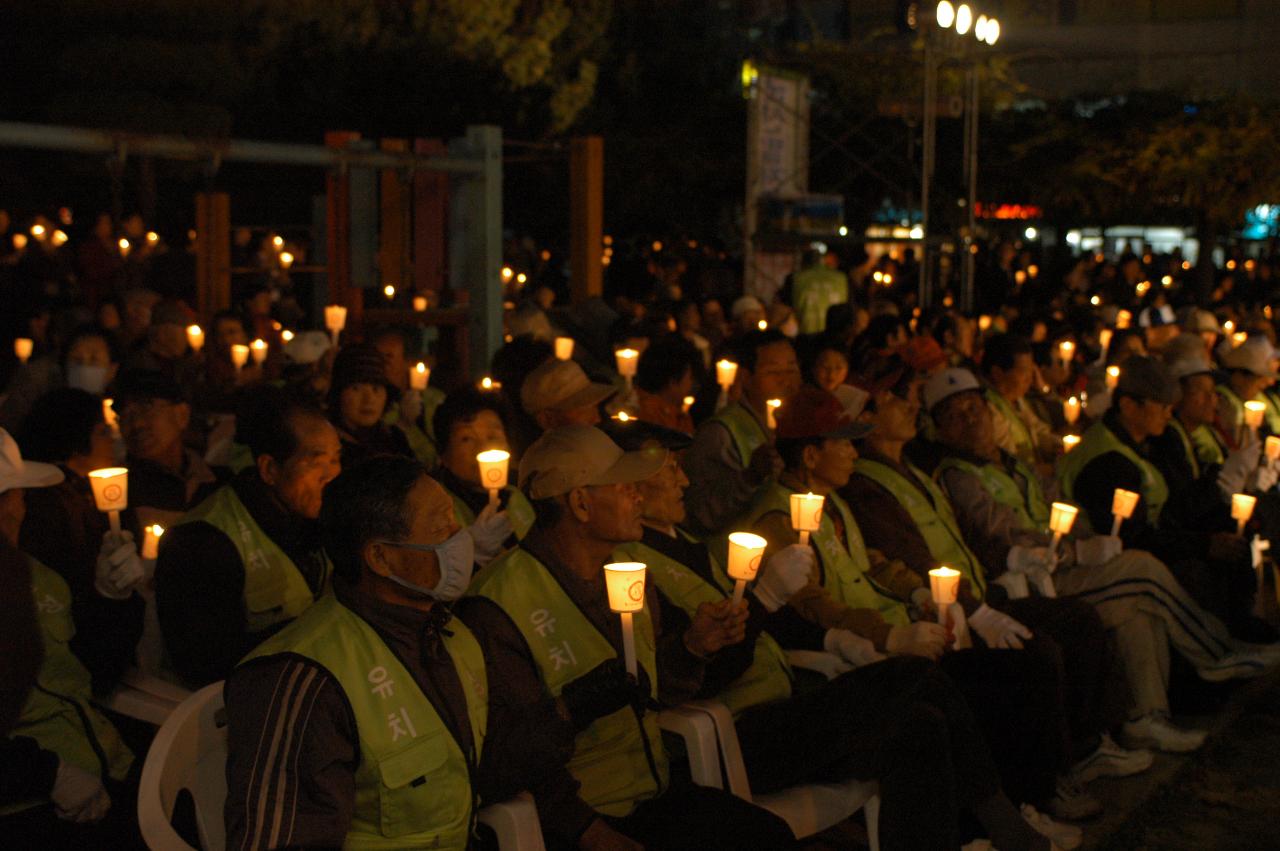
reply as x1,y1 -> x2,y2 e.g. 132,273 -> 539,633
467,425 -> 799,850
614,418 -> 1067,851
926,368 -> 1274,752
156,387 -> 340,686
1058,356 -> 1269,641
684,330 -> 802,537
633,335 -> 700,434
432,386 -> 534,562
225,455 -> 585,850
1216,336 -> 1278,447
372,326 -> 445,466
980,334 -> 1061,473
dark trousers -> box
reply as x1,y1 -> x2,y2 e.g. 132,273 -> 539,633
605,780 -> 797,850
1167,555 -> 1271,642
998,594 -> 1125,761
734,655 -> 1000,851
0,774 -> 142,851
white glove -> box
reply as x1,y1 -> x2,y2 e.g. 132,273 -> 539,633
909,586 -> 936,617
968,603 -> 1033,650
1006,545 -> 1054,574
1250,459 -> 1279,493
51,760 -> 110,823
994,572 -> 1031,599
95,531 -> 145,600
1027,567 -> 1057,597
752,544 -> 814,612
1219,441 -> 1261,497
823,628 -> 887,668
1074,535 -> 1123,566
399,390 -> 424,427
466,502 -> 513,567
884,621 -> 948,660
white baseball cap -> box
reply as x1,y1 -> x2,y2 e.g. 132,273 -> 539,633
922,368 -> 982,413
0,429 -> 64,495
1222,336 -> 1279,379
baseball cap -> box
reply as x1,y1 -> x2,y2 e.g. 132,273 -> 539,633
518,425 -> 666,499
0,429 -> 64,494
1182,308 -> 1222,335
922,368 -> 982,413
898,335 -> 948,373
112,368 -> 186,406
601,417 -> 693,452
520,359 -> 616,416
1166,353 -> 1213,382
775,386 -> 873,441
1221,336 -> 1279,379
731,295 -> 765,318
283,330 -> 331,365
1114,356 -> 1180,405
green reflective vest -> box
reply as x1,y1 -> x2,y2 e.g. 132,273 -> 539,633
1057,420 -> 1169,530
2,559 -> 133,816
710,401 -> 769,469
448,486 -> 537,542
986,389 -> 1035,462
1263,390 -> 1280,435
174,484 -> 329,634
792,265 -> 849,335
383,388 -> 445,468
614,534 -> 792,716
244,594 -> 485,850
746,483 -> 910,626
854,459 -> 988,601
1169,417 -> 1225,479
936,454 -> 1051,531
1217,384 -> 1246,433
470,548 -> 668,817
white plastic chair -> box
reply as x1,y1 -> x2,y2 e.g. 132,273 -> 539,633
478,791 -> 547,851
102,668 -> 192,726
137,681 -> 227,851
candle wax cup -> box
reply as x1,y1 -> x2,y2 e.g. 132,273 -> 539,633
726,532 -> 767,582
789,492 -> 825,532
88,467 -> 129,512
603,562 -> 647,613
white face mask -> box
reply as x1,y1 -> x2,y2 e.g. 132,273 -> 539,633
377,528 -> 476,601
66,364 -> 110,396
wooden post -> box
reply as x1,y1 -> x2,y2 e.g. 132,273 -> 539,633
413,138 -> 448,302
324,131 -> 360,315
194,191 -> 230,318
569,136 -> 604,304
379,138 -> 409,298
449,126 -> 503,379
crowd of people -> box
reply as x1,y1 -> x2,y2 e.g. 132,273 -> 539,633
4,208 -> 1280,851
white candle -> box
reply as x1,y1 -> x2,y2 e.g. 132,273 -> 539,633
324,304 -> 347,346
603,562 -> 647,677
1062,434 -> 1081,453
1265,435 -> 1280,461
476,449 -> 511,508
1105,365 -> 1120,390
88,467 -> 128,534
141,524 -> 164,560
789,492 -> 825,547
250,339 -> 268,365
410,362 -> 430,391
1110,489 -> 1139,536
13,338 -> 32,365
1063,396 -> 1081,426
187,324 -> 204,353
1232,493 -> 1257,535
413,295 -> 428,312
766,398 -> 781,430
230,344 -> 250,370
726,532 -> 767,606
555,337 -> 574,361
929,566 -> 961,629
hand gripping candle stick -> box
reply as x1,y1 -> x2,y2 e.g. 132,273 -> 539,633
476,450 -> 510,509
409,362 -> 430,391
141,524 -> 164,560
789,492 -> 825,546
1047,502 -> 1078,574
1232,493 -> 1257,535
186,324 -> 204,353
88,467 -> 128,534
725,532 -> 767,606
555,337 -> 575,361
603,562 -> 647,677
1110,489 -> 1139,537
324,304 -> 347,346
929,567 -> 961,630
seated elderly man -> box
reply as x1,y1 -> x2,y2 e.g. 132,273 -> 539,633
226,455 -> 572,850
925,367 -> 1277,753
612,417 -> 1069,851
520,358 -> 616,434
156,387 -> 340,686
1057,356 -> 1268,641
467,425 -> 798,850
0,430 -> 138,846
432,385 -> 534,565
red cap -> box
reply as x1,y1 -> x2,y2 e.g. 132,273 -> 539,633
775,386 -> 874,441
898,335 -> 947,373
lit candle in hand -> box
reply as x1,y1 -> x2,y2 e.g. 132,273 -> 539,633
603,562 -> 647,677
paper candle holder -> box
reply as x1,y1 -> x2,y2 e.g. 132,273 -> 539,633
1098,328 -> 1113,353
1232,493 -> 1257,528
603,562 -> 647,613
1105,366 -> 1120,390
142,524 -> 164,560
929,567 -> 961,610
615,348 -> 639,378
476,449 -> 510,491
1057,341 -> 1075,363
13,338 -> 33,364
682,395 -> 695,413
716,359 -> 739,390
250,339 -> 268,365
726,532 -> 767,583
555,337 -> 575,361
1111,489 -> 1139,520
413,295 -> 428,312
1266,436 -> 1280,461
230,344 -> 250,369
789,492 -> 825,540
187,325 -> 205,353
1244,401 -> 1266,429
1048,502 -> 1079,535
89,467 -> 128,512
1063,396 -> 1081,425
1062,434 -> 1081,453
410,362 -> 431,391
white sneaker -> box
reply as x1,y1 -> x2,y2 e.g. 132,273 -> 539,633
1198,653 -> 1268,682
1021,803 -> 1083,850
1072,733 -> 1154,783
1121,714 -> 1207,752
